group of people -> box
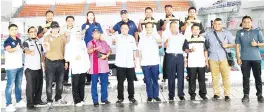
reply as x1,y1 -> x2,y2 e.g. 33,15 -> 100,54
3,4 -> 264,112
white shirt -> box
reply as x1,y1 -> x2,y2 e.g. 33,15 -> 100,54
115,34 -> 137,68
138,33 -> 160,66
60,25 -> 79,43
5,48 -> 23,70
65,38 -> 90,74
166,33 -> 186,56
24,38 -> 43,70
186,36 -> 206,67
183,19 -> 201,38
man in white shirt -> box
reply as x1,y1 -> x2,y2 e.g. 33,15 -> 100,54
113,23 -> 138,104
184,24 -> 208,101
138,22 -> 162,102
164,21 -> 187,101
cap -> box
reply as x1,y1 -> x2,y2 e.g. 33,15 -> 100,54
92,27 -> 100,33
120,10 -> 128,15
50,21 -> 60,28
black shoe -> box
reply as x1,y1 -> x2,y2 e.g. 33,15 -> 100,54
190,96 -> 195,101
116,99 -> 124,104
201,96 -> 208,100
258,96 -> 264,103
162,79 -> 166,82
169,97 -> 174,101
35,102 -> 47,105
102,100 -> 111,104
63,80 -> 68,84
154,97 -> 161,102
147,98 -> 153,102
85,82 -> 91,85
242,94 -> 249,103
179,96 -> 185,101
27,105 -> 36,109
225,96 -> 231,102
129,98 -> 138,104
94,102 -> 99,107
212,95 -> 220,101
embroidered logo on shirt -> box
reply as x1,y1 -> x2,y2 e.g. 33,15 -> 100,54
11,42 -> 15,46
241,32 -> 244,36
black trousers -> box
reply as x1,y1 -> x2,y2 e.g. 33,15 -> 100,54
162,48 -> 168,80
72,73 -> 86,104
187,67 -> 207,97
64,62 -> 70,82
241,60 -> 262,97
86,73 -> 91,82
45,59 -> 65,102
25,68 -> 43,106
116,67 -> 135,100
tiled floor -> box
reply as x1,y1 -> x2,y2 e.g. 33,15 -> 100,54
1,72 -> 264,112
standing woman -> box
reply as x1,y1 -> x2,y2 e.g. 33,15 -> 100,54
81,11 -> 104,85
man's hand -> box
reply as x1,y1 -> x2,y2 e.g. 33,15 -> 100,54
85,25 -> 89,30
30,50 -> 35,56
237,58 -> 242,65
251,39 -> 258,47
65,63 -> 69,70
205,60 -> 209,68
222,42 -> 228,48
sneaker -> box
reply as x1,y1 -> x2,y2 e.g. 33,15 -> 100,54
154,97 -> 161,102
27,105 -> 36,109
179,96 -> 185,101
242,94 -> 249,103
258,96 -> 264,103
102,100 -> 111,104
129,98 -> 138,104
116,99 -> 124,104
94,102 -> 99,107
212,95 -> 220,101
190,96 -> 195,101
54,99 -> 67,105
225,96 -> 231,102
47,102 -> 52,106
6,104 -> 16,112
147,98 -> 153,102
80,101 -> 85,105
15,100 -> 26,108
75,102 -> 83,107
169,97 -> 174,101
201,96 -> 208,100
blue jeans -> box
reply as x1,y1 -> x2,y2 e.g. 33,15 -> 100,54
5,67 -> 24,106
142,65 -> 160,98
91,73 -> 108,103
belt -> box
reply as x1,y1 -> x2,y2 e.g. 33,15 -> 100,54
167,53 -> 183,56
46,58 -> 64,62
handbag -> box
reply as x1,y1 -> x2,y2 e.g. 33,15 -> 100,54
91,41 -> 106,58
213,31 -> 235,66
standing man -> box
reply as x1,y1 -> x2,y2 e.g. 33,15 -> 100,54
43,21 -> 68,106
164,21 -> 187,101
205,18 -> 234,102
60,16 -> 78,84
138,7 -> 162,36
184,24 -> 208,101
113,23 -> 138,104
23,26 -> 47,109
235,15 -> 264,103
4,24 -> 26,112
138,22 -> 162,102
110,10 -> 139,81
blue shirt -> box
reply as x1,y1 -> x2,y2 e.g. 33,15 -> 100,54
113,20 -> 138,36
205,30 -> 234,61
235,29 -> 264,60
4,36 -> 22,49
81,22 -> 103,45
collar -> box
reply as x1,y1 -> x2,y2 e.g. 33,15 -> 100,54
8,36 -> 18,41
191,35 -> 200,38
166,14 -> 175,18
121,19 -> 130,23
186,16 -> 196,21
28,37 -> 39,42
144,17 -> 155,21
214,29 -> 224,32
242,28 -> 253,32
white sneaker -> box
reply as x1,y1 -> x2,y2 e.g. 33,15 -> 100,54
81,101 -> 85,105
47,102 -> 52,106
15,100 -> 26,108
6,104 -> 16,112
54,99 -> 67,105
75,102 -> 83,107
